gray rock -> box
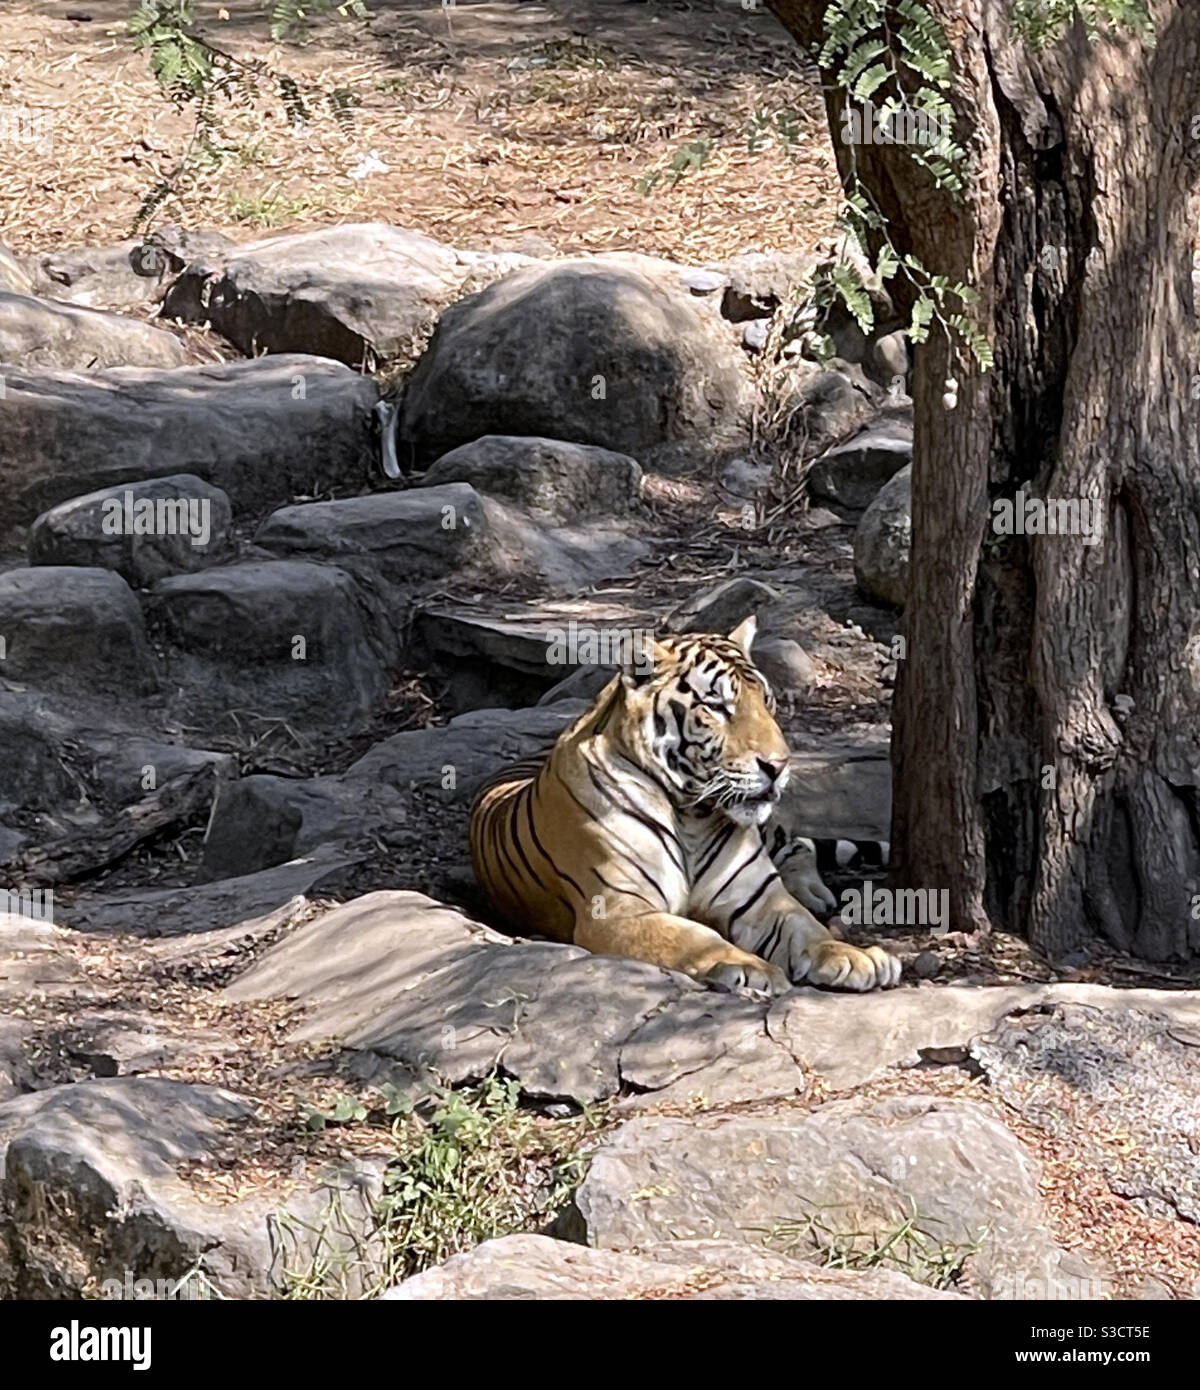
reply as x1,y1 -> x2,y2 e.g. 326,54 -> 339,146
255,484 -> 490,583
576,1094 -> 1104,1299
717,250 -> 818,321
223,891 -> 802,1107
664,577 -> 778,635
0,355 -> 377,535
0,1076 -> 387,1298
382,1232 -> 963,1300
767,981 -> 1200,1092
59,1009 -> 239,1078
780,361 -> 886,459
0,290 -> 187,371
0,912 -> 87,1004
22,230 -> 233,309
422,436 -> 643,524
751,636 -> 817,695
400,257 -> 752,464
198,703 -> 583,880
973,1002 -> 1200,1226
162,222 -> 471,367
865,329 -> 910,391
809,422 -> 913,511
60,845 -> 360,936
29,474 -> 235,587
148,561 -> 396,737
719,455 -> 771,499
537,665 -> 615,706
772,738 -> 893,844
854,463 -> 911,607
0,567 -> 157,701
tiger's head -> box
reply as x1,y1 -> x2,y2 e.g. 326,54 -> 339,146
611,615 -> 791,827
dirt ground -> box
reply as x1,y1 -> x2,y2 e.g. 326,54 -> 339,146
0,0 -> 839,261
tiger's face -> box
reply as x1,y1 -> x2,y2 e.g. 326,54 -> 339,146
614,616 -> 791,826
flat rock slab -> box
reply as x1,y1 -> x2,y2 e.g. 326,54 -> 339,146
0,1076 -> 387,1298
0,289 -> 187,371
60,846 -> 359,936
973,1002 -> 1200,1225
162,222 -> 502,366
773,739 -> 893,845
382,1232 -> 963,1301
577,1093 -> 1103,1299
223,891 -> 805,1107
422,436 -> 643,524
0,355 -> 377,533
769,980 -> 1200,1091
0,567 -> 157,701
29,474 -> 235,587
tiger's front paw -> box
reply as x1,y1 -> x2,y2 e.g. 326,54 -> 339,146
703,956 -> 793,998
797,939 -> 900,991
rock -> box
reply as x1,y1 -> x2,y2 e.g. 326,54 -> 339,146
808,422 -> 913,511
576,1094 -> 1104,1299
0,290 -> 187,371
198,704 -> 583,880
741,319 -> 770,353
780,361 -> 886,459
972,1002 -> 1200,1225
61,846 -> 360,936
400,257 -> 751,465
865,328 -> 910,391
147,561 -> 396,737
468,499 -> 648,594
162,222 -> 475,367
717,250 -> 817,322
664,577 -> 778,635
767,981 -> 1200,1092
255,484 -> 490,583
22,230 -> 233,309
421,436 -> 643,524
28,474 -> 235,587
0,912 -> 87,1003
854,463 -> 911,607
0,356 -> 377,535
537,666 -> 615,706
59,1009 -> 238,1078
0,1076 -> 387,1298
224,890 -> 803,1107
0,243 -> 34,294
0,567 -> 157,701
718,455 -> 771,499
382,1232 -> 963,1300
772,738 -> 892,844
751,636 -> 817,695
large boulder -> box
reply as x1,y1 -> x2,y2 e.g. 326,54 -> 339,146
28,474 -> 235,587
0,290 -> 187,371
854,463 -> 911,607
161,223 -> 512,367
0,1076 -> 387,1298
382,1233 -> 963,1301
576,1094 -> 1106,1299
0,356 -> 377,535
400,257 -> 752,465
223,891 -> 806,1108
21,229 -> 234,309
421,436 -> 643,524
0,567 -> 157,701
147,561 -> 396,736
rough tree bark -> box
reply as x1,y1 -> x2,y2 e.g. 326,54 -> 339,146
768,0 -> 1200,961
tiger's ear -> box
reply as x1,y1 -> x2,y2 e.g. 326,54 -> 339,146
728,614 -> 758,658
620,633 -> 669,689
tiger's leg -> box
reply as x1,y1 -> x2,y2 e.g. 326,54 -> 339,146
574,911 -> 791,996
693,832 -> 901,992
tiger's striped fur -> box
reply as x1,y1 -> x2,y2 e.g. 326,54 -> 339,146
469,617 -> 900,995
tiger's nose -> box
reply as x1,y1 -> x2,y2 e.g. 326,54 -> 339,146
757,756 -> 789,785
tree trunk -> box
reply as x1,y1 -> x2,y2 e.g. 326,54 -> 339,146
768,0 -> 1200,961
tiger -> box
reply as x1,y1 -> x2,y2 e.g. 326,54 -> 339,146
469,616 -> 901,995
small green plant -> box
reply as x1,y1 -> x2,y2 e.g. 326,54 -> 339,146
227,186 -> 317,227
762,1198 -> 989,1291
378,1076 -> 600,1281
1012,0 -> 1153,46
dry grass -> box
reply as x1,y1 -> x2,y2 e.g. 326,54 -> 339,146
0,1 -> 840,262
